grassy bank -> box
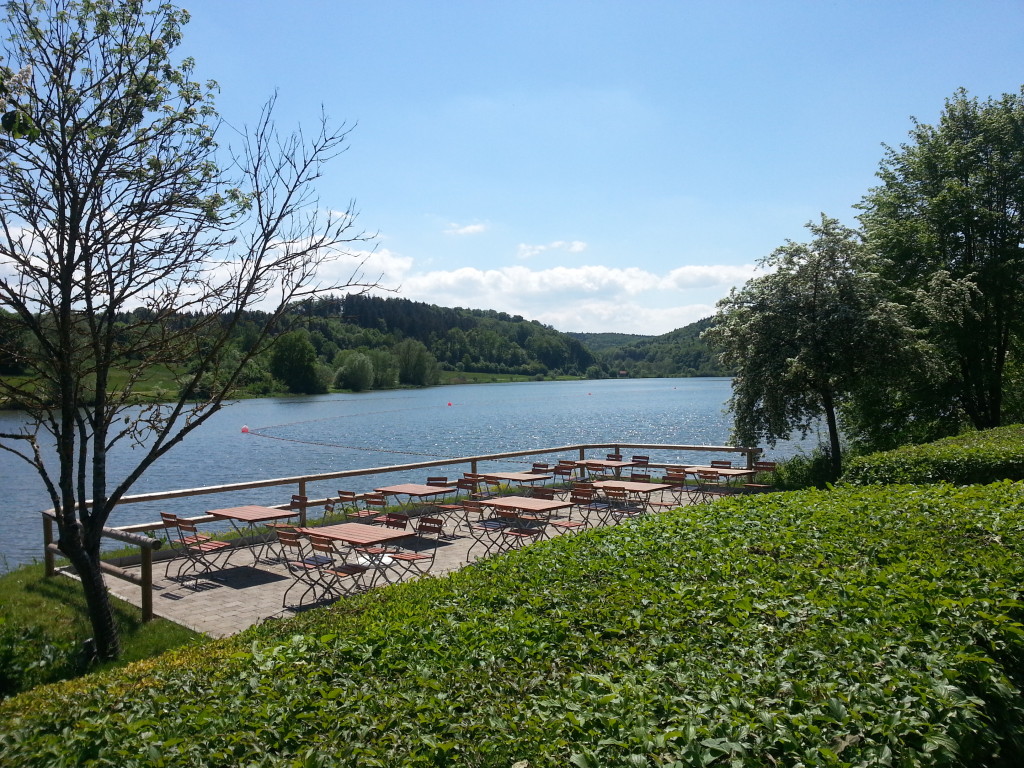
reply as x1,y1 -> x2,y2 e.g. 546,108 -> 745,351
0,563 -> 203,698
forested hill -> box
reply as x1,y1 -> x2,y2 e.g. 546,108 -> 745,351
570,317 -> 729,377
304,293 -> 597,377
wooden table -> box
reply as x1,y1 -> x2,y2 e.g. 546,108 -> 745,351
207,505 -> 299,564
575,458 -> 636,478
592,481 -> 673,511
306,522 -> 416,547
483,495 -> 572,515
376,483 -> 456,507
482,471 -> 552,484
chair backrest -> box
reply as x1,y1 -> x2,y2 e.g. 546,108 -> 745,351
698,470 -> 721,480
382,513 -> 409,530
531,487 -> 555,500
631,455 -> 650,466
322,501 -> 335,517
606,453 -> 623,461
530,463 -> 550,473
426,476 -> 448,486
291,494 -> 308,509
160,511 -> 178,528
553,466 -> 574,479
604,487 -> 629,502
630,472 -> 649,483
305,533 -> 336,558
364,494 -> 387,510
710,460 -> 732,468
754,461 -> 777,472
277,528 -> 303,550
176,518 -> 201,535
417,517 -> 444,537
456,478 -> 477,493
664,472 -> 688,486
570,489 -> 594,504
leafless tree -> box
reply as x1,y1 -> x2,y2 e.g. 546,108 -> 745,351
0,0 -> 377,658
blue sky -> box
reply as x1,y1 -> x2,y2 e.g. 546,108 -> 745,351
177,1 -> 1023,334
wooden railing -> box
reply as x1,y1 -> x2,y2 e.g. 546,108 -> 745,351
42,441 -> 760,621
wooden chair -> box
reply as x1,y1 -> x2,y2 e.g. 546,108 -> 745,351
416,516 -> 446,538
743,461 -> 778,493
290,494 -> 309,525
166,517 -> 232,584
630,455 -> 651,476
304,533 -> 370,599
602,487 -> 644,525
710,460 -> 732,469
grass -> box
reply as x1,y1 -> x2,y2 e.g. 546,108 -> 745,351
0,562 -> 204,698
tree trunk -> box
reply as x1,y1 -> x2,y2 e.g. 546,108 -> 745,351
820,387 -> 843,480
61,539 -> 121,661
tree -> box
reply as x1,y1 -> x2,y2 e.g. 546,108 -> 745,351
0,0 -> 374,659
704,215 -> 916,478
859,86 -> 1024,431
336,351 -> 374,391
269,330 -> 326,394
394,338 -> 439,386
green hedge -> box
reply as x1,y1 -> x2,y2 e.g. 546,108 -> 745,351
842,424 -> 1024,486
4,483 -> 1024,766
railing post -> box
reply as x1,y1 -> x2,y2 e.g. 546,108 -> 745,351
140,544 -> 153,622
43,512 -> 55,577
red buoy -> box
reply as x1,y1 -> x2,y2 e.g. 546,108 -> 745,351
241,425 -> 249,433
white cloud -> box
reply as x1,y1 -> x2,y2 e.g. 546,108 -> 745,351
371,259 -> 752,334
516,240 -> 588,260
444,222 -> 487,235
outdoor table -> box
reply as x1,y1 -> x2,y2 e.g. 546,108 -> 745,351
305,522 -> 416,547
575,458 -> 636,479
592,480 -> 673,512
207,504 -> 299,565
301,522 -> 417,586
483,495 -> 573,531
375,483 -> 457,511
481,471 -> 552,495
683,466 -> 758,483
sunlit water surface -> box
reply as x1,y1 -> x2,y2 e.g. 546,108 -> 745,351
0,378 -> 818,572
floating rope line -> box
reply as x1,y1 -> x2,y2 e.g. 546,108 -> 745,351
244,428 -> 540,466
244,429 -> 461,459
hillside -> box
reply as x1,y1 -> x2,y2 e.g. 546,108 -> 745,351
589,316 -> 729,377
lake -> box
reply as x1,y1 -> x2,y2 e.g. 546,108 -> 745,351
0,378 -> 818,572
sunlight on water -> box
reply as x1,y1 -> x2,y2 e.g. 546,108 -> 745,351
0,378 -> 818,571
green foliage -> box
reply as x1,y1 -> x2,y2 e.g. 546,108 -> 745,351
705,215 -> 918,475
334,351 -> 373,391
859,86 -> 1024,432
0,564 -> 200,699
6,484 -> 1024,765
773,447 -> 839,490
589,317 -> 730,378
268,330 -> 326,394
843,423 -> 1024,486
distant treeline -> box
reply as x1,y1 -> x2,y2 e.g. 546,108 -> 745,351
1,295 -> 727,397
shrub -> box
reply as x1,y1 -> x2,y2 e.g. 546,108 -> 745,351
5,483 -> 1024,765
842,423 -> 1024,485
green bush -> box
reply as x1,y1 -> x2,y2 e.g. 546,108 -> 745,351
773,446 -> 838,489
4,483 -> 1024,765
842,423 -> 1024,485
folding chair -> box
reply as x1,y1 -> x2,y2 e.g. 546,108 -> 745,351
695,470 -> 730,503
416,516 -> 446,538
166,516 -> 232,584
304,533 -> 370,598
630,455 -> 651,477
603,487 -> 644,525
743,461 -> 778,493
278,529 -> 336,607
